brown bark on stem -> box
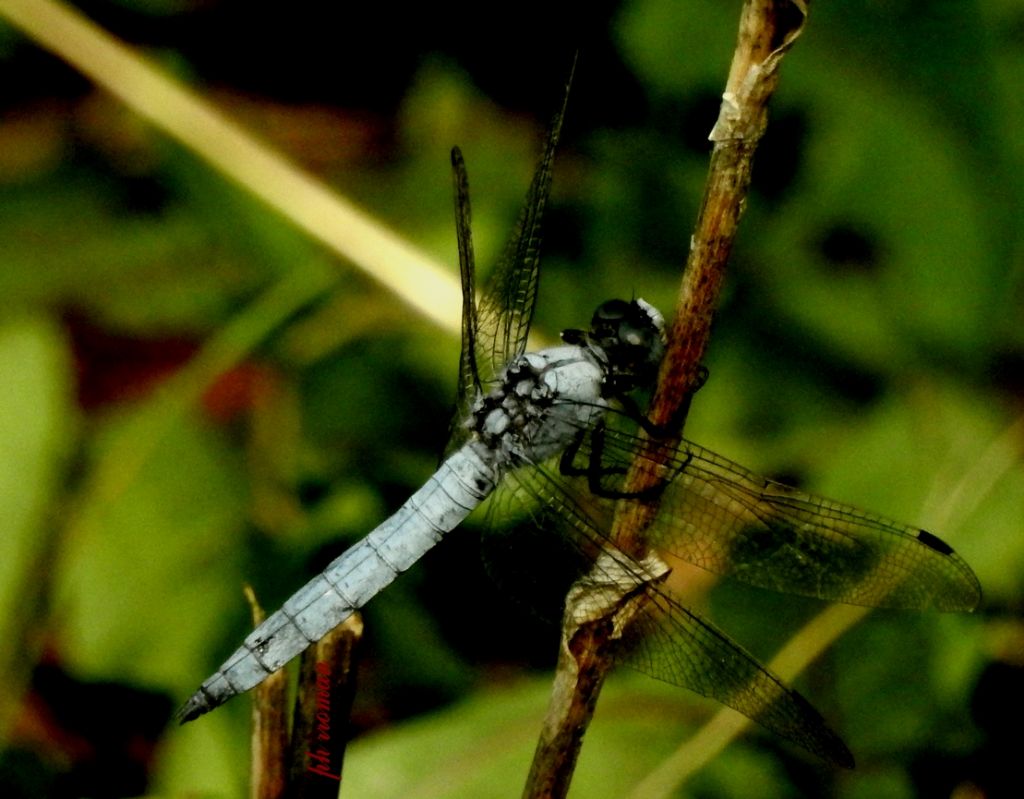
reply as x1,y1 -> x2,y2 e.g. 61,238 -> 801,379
522,3 -> 810,797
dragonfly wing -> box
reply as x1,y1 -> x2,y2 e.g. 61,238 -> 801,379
475,66 -> 573,376
494,461 -> 854,767
585,425 -> 982,612
617,585 -> 854,767
445,146 -> 483,455
444,67 -> 574,455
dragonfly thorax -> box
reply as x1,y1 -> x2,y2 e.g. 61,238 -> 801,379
469,345 -> 609,467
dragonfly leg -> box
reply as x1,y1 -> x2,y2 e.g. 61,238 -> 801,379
616,394 -> 668,438
559,422 -> 672,501
614,364 -> 710,438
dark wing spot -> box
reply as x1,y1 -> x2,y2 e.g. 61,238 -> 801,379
917,529 -> 954,556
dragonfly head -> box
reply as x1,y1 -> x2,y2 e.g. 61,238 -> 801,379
573,298 -> 666,394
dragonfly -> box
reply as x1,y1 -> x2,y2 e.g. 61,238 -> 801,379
177,77 -> 981,767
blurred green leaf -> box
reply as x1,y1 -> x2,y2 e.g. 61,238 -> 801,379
0,315 -> 74,731
55,409 -> 248,689
0,176 -> 268,332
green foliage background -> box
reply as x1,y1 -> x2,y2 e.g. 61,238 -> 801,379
0,1 -> 1021,797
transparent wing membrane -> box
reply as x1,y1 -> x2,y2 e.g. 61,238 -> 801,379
618,589 -> 855,767
495,459 -> 855,767
445,68 -> 573,455
474,79 -> 570,379
565,423 -> 981,612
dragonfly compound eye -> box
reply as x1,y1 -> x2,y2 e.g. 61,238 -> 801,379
588,299 -> 630,344
590,299 -> 665,345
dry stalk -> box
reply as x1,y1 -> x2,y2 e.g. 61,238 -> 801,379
522,3 -> 811,797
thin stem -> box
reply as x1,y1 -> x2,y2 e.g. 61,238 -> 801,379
621,0 -> 809,545
246,587 -> 289,799
522,2 -> 810,796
